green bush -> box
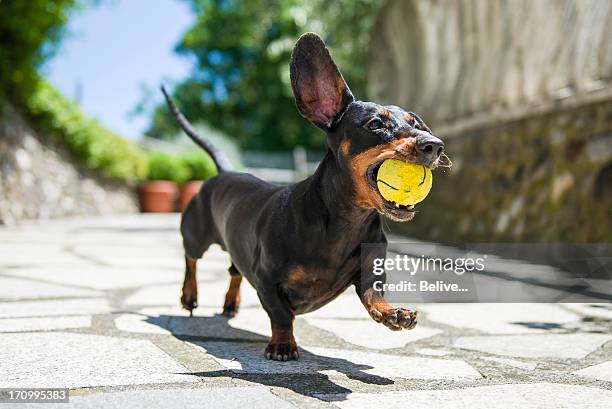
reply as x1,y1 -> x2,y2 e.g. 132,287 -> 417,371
25,82 -> 220,184
0,1 -> 148,182
27,82 -> 148,180
146,0 -> 381,151
146,151 -> 218,184
0,0 -> 77,105
180,152 -> 217,181
147,152 -> 189,184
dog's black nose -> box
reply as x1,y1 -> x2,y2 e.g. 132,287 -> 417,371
415,133 -> 444,162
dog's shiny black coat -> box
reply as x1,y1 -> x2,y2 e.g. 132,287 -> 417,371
172,33 -> 444,359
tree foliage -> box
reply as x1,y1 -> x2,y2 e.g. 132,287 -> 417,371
0,0 -> 78,104
147,0 -> 381,151
146,151 -> 217,184
28,81 -> 149,180
0,0 -> 151,182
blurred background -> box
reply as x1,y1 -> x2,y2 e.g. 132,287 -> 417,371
0,0 -> 611,242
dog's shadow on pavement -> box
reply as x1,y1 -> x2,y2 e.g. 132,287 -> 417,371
146,314 -> 393,401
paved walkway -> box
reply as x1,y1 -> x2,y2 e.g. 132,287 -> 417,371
0,214 -> 611,408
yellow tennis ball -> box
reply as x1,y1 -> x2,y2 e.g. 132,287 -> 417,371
376,159 -> 433,205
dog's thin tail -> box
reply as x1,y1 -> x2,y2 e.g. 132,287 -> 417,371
160,85 -> 232,172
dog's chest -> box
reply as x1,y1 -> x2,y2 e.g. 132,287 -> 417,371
281,264 -> 356,314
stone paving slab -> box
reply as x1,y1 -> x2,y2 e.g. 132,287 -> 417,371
0,332 -> 199,388
8,267 -> 182,290
193,342 -> 482,380
0,298 -> 111,318
115,306 -> 271,339
0,316 -> 91,332
573,361 -> 612,382
0,243 -> 82,265
326,383 -> 612,409
0,277 -> 101,300
564,304 -> 612,320
480,356 -> 537,371
124,279 -> 262,308
69,247 -> 185,270
415,348 -> 453,356
1,215 -> 611,409
305,318 -> 442,349
303,292 -> 370,319
454,333 -> 612,359
420,303 -> 581,334
20,387 -> 297,409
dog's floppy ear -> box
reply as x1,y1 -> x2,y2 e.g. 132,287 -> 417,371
290,32 -> 354,129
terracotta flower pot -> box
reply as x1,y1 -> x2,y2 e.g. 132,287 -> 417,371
179,181 -> 204,211
139,181 -> 178,213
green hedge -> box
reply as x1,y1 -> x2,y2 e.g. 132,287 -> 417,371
1,2 -> 218,185
27,81 -> 149,181
180,151 -> 217,181
25,81 -> 219,184
146,151 -> 217,184
0,0 -> 77,105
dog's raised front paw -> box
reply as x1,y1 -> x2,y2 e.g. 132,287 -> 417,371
370,307 -> 418,331
264,341 -> 299,361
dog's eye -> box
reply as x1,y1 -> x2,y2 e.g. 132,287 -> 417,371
366,118 -> 383,131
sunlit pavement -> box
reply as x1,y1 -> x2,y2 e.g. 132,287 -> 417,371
1,214 -> 611,408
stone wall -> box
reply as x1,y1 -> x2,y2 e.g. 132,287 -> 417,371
370,0 -> 612,242
392,99 -> 612,242
0,106 -> 139,225
369,0 -> 612,126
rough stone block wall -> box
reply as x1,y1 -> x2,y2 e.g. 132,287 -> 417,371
370,0 -> 612,242
0,107 -> 139,225
391,100 -> 612,242
369,0 -> 612,126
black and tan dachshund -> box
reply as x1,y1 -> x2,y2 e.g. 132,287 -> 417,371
161,33 -> 445,361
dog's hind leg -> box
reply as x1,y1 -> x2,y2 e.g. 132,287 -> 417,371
222,264 -> 242,317
181,256 -> 199,315
180,199 -> 214,316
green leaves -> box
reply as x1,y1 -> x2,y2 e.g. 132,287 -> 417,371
0,0 -> 78,104
180,151 -> 217,181
146,151 -> 217,184
27,81 -> 149,181
147,0 -> 382,151
0,0 -> 150,181
26,82 -> 217,184
1,1 -> 222,185
146,152 -> 189,184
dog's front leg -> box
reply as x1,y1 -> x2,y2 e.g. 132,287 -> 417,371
358,286 -> 418,330
258,282 -> 299,361
355,249 -> 418,331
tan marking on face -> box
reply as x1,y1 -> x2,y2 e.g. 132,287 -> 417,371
404,113 -> 413,122
380,110 -> 392,119
340,139 -> 351,158
346,138 -> 418,210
